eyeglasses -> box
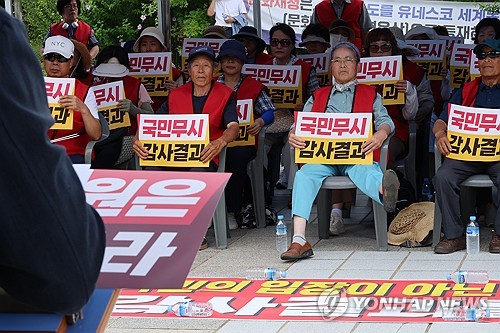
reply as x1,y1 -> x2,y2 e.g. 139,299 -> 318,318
270,38 -> 292,47
331,57 -> 356,65
44,53 -> 71,63
369,43 -> 392,52
63,3 -> 78,10
477,51 -> 500,60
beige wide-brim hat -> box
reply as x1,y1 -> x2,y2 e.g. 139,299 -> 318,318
133,27 -> 167,52
388,202 -> 435,246
93,57 -> 129,78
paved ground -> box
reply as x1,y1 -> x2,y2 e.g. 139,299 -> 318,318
106,188 -> 499,333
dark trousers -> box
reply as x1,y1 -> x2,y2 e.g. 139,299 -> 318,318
225,146 -> 256,214
92,128 -> 128,169
433,158 -> 500,239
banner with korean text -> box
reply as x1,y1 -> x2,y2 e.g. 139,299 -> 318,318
247,0 -> 498,44
242,64 -> 302,108
294,112 -> 373,165
298,53 -> 330,87
447,104 -> 500,162
181,38 -> 228,70
73,165 -> 230,289
137,114 -> 210,168
90,81 -> 130,130
228,99 -> 255,147
406,40 -> 447,81
450,44 -> 474,89
112,278 -> 500,322
469,52 -> 481,81
128,52 -> 172,97
44,77 -> 75,130
357,55 -> 404,105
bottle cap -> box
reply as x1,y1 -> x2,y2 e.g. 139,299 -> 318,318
280,271 -> 287,278
486,309 -> 491,318
470,216 -> 476,221
446,274 -> 451,280
167,305 -> 173,313
278,215 -> 284,220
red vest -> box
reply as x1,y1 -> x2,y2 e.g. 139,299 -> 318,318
315,0 -> 363,53
461,77 -> 482,107
168,81 -> 234,165
50,21 -> 91,47
255,52 -> 274,65
48,80 -> 92,156
310,84 -> 381,162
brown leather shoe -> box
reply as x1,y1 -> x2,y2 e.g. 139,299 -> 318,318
280,241 -> 313,261
489,230 -> 500,253
434,236 -> 466,254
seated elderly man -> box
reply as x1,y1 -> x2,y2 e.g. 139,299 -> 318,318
281,41 -> 399,261
44,35 -> 101,164
133,46 -> 239,249
433,39 -> 500,254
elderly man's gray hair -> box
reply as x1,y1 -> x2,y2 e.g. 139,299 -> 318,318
330,42 -> 361,62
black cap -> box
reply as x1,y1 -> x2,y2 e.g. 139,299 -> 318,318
187,46 -> 216,63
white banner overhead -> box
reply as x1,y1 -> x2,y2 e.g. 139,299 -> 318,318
247,0 -> 499,44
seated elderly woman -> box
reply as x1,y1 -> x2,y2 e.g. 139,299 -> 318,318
281,42 -> 399,261
132,46 -> 239,249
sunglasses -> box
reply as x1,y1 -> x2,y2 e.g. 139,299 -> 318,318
270,38 -> 292,47
44,53 -> 71,63
477,51 -> 500,60
369,44 -> 392,52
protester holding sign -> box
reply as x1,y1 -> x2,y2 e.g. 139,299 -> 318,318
216,40 -> 276,229
45,35 -> 101,164
231,26 -> 273,65
265,23 -> 320,191
281,42 -> 398,261
0,8 -> 105,313
91,45 -> 153,169
433,39 -> 500,254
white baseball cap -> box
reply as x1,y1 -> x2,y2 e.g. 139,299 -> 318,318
43,35 -> 74,59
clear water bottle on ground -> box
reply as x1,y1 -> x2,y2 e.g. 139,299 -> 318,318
276,215 -> 288,253
446,270 -> 489,284
167,301 -> 213,317
466,216 -> 480,255
442,305 -> 490,321
246,268 -> 287,280
421,178 -> 432,201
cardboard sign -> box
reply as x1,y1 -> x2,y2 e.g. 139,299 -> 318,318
138,114 -> 210,168
469,52 -> 481,81
298,53 -> 331,87
128,52 -> 173,97
406,40 -> 447,80
294,112 -> 373,165
447,104 -> 500,162
181,38 -> 227,70
73,165 -> 230,289
357,56 -> 404,105
90,81 -> 130,130
228,99 -> 255,147
113,278 -> 500,322
44,77 -> 75,130
449,43 -> 474,88
242,64 -> 303,108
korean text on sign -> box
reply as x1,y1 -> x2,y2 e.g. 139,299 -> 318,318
406,40 -> 446,80
138,114 -> 210,168
469,52 -> 481,81
45,77 -> 75,130
242,64 -> 302,108
90,81 -> 130,130
128,52 -> 173,97
181,38 -> 227,69
294,112 -> 373,165
449,43 -> 474,88
447,104 -> 500,162
298,53 -> 330,87
228,99 -> 255,147
356,55 -> 404,105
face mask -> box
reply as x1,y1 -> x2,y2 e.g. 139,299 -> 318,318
330,34 -> 349,45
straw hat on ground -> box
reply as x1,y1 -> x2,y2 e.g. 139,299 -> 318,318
388,202 -> 435,247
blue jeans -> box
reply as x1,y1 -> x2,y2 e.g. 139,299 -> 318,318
292,163 -> 384,221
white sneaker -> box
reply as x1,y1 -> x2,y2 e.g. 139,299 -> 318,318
329,214 -> 345,236
228,214 -> 239,230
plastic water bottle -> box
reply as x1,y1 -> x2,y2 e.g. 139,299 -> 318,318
246,268 -> 287,280
446,270 -> 489,284
442,306 -> 490,321
421,178 -> 432,201
466,216 -> 480,255
276,215 -> 288,253
167,301 -> 213,317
